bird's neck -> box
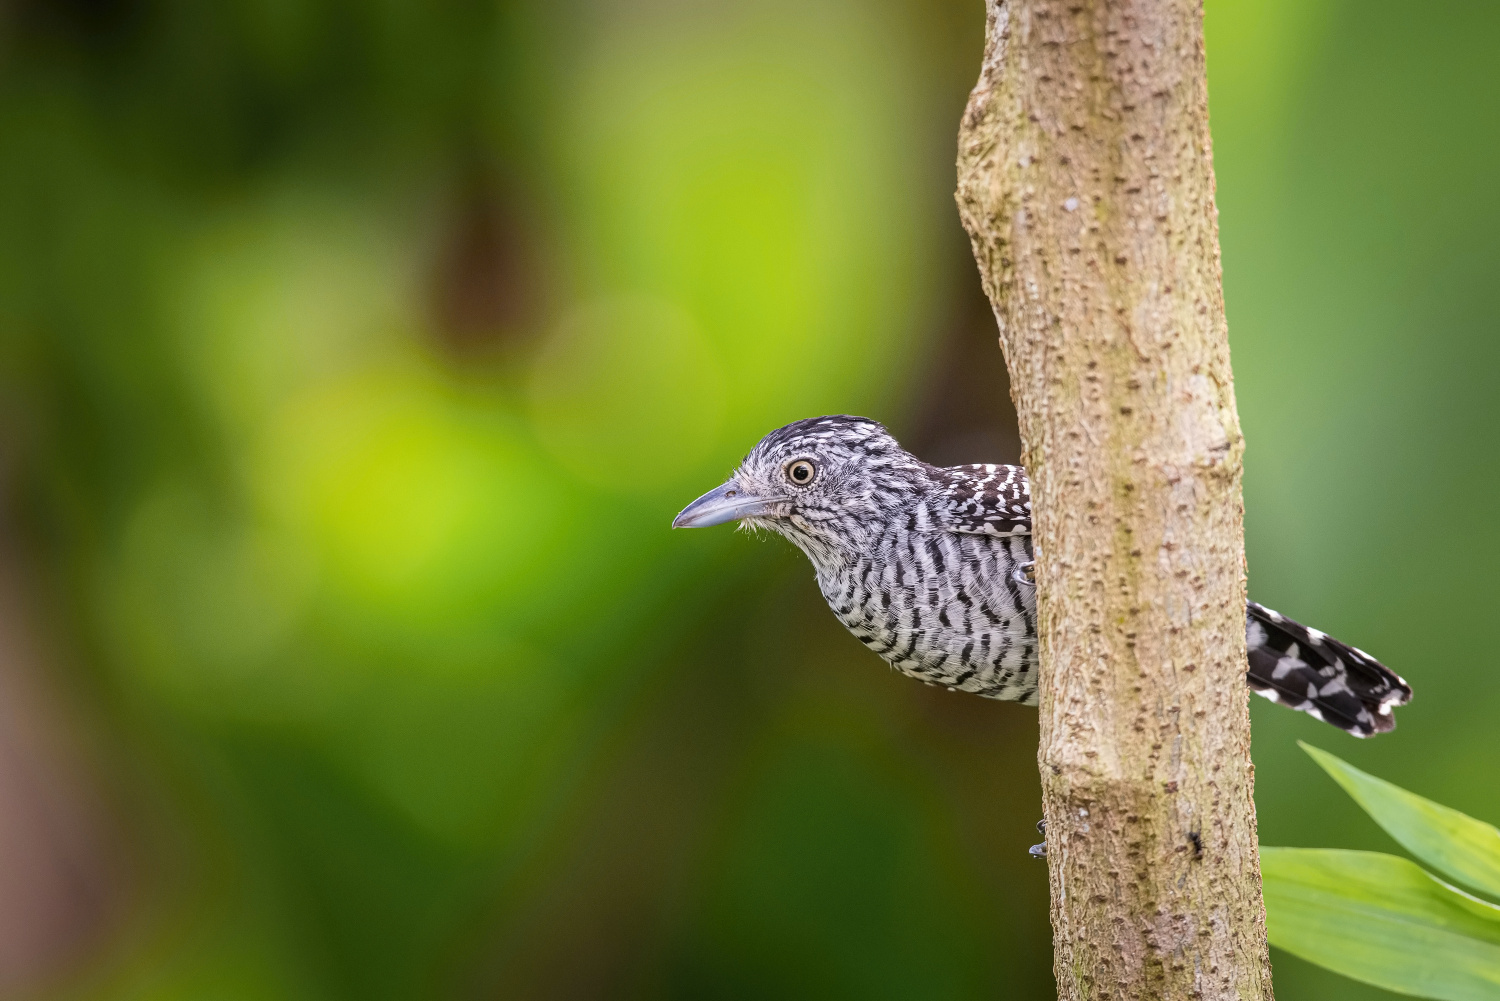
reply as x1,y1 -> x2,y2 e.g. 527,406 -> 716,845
776,523 -> 849,578
774,502 -> 904,580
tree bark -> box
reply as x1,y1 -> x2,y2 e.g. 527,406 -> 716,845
955,1 -> 1273,999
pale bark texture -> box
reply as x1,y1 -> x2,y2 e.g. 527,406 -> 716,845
955,1 -> 1272,998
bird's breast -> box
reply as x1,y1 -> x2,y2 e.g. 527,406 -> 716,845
815,530 -> 1040,701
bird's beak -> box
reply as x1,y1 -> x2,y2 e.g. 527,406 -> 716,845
671,480 -> 782,528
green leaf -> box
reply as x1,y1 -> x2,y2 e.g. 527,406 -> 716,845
1262,848 -> 1500,1001
1301,742 -> 1500,899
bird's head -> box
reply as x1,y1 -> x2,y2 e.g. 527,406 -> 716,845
672,416 -> 924,564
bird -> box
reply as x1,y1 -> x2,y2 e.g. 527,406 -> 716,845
673,415 -> 1412,739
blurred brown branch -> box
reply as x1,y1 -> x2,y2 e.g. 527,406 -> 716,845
0,517 -> 117,993
955,0 -> 1272,997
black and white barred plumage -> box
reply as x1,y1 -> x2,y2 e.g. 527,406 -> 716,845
674,416 -> 1412,737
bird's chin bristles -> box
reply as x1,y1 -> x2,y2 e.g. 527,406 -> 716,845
736,515 -> 845,572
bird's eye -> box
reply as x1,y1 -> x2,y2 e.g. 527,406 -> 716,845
786,460 -> 816,486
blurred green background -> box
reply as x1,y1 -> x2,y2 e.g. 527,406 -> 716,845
0,0 -> 1495,998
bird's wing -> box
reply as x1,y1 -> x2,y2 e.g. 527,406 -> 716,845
925,463 -> 1032,538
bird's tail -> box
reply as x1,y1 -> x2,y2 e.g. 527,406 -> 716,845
1245,601 -> 1412,737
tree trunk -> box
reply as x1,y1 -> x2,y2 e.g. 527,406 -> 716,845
955,1 -> 1273,998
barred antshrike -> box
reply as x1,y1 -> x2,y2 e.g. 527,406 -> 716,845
674,416 -> 1411,738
